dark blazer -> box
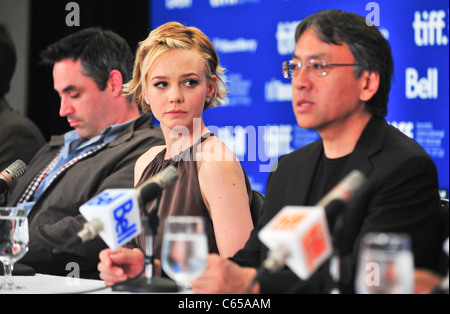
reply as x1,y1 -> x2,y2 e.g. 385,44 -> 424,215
0,98 -> 46,171
7,114 -> 165,278
232,117 -> 441,293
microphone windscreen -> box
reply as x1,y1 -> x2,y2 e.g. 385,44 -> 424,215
258,206 -> 333,279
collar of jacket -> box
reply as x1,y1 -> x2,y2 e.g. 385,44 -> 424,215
343,116 -> 388,177
48,113 -> 153,148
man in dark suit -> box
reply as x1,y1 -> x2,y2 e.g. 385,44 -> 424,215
0,24 -> 46,173
191,10 -> 442,294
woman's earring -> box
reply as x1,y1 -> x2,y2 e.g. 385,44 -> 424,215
206,98 -> 210,103
145,99 -> 150,105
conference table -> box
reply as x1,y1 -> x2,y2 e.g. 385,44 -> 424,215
0,274 -> 115,294
0,273 -> 200,295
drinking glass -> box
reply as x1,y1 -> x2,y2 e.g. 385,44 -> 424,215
0,207 -> 29,290
355,232 -> 414,294
161,216 -> 208,292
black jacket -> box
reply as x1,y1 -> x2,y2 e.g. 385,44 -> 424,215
232,117 -> 441,293
8,114 -> 164,278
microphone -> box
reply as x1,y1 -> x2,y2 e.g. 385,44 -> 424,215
136,165 -> 179,206
257,170 -> 367,280
258,205 -> 333,280
316,169 -> 367,228
55,165 -> 179,252
111,165 -> 180,293
0,160 -> 27,194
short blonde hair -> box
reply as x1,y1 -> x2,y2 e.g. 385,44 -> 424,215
124,22 -> 227,113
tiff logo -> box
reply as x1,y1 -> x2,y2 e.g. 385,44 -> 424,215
413,10 -> 448,46
276,21 -> 300,56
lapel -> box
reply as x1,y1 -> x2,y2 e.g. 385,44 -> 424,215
341,117 -> 388,179
337,117 -> 389,257
286,139 -> 324,206
49,134 -> 65,147
108,113 -> 150,147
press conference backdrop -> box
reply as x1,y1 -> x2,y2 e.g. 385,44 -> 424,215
150,0 -> 449,197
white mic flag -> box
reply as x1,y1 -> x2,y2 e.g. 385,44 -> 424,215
258,206 -> 332,280
76,165 -> 179,251
79,189 -> 142,250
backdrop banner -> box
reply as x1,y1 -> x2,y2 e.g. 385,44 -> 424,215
151,0 -> 449,197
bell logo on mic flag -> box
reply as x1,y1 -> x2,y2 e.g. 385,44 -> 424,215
79,189 -> 142,250
259,206 -> 332,279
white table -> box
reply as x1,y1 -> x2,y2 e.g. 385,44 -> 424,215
0,274 -> 188,294
0,274 -> 113,294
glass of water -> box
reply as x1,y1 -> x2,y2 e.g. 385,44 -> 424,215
355,232 -> 414,294
0,207 -> 29,290
161,216 -> 208,292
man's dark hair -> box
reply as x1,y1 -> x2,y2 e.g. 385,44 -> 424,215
40,27 -> 133,91
295,9 -> 394,117
0,24 -> 17,97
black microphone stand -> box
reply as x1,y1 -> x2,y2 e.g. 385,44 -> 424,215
327,200 -> 347,294
329,228 -> 342,294
112,194 -> 179,292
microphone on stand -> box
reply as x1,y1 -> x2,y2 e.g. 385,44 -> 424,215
53,166 -> 180,292
0,160 -> 27,205
0,160 -> 27,194
111,165 -> 180,293
53,165 -> 179,252
255,170 -> 367,284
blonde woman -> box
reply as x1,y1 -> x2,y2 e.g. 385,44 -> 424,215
98,22 -> 254,286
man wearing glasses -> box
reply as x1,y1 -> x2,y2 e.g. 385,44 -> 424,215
191,9 -> 442,294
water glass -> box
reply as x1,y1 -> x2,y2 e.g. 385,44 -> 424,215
0,207 -> 29,290
161,216 -> 208,292
355,232 -> 414,294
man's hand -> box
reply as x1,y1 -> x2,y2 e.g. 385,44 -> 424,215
98,247 -> 145,286
192,254 -> 259,294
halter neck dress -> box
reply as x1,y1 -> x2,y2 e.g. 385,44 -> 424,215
136,133 -> 252,259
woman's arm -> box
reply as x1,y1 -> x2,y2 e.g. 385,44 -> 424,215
197,137 -> 254,258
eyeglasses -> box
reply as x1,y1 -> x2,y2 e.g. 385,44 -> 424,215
282,58 -> 359,79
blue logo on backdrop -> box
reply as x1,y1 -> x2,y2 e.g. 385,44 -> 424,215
114,199 -> 138,244
87,191 -> 124,206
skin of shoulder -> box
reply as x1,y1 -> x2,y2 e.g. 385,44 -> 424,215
134,145 -> 166,186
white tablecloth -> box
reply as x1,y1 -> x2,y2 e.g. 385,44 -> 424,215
0,274 -> 113,294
